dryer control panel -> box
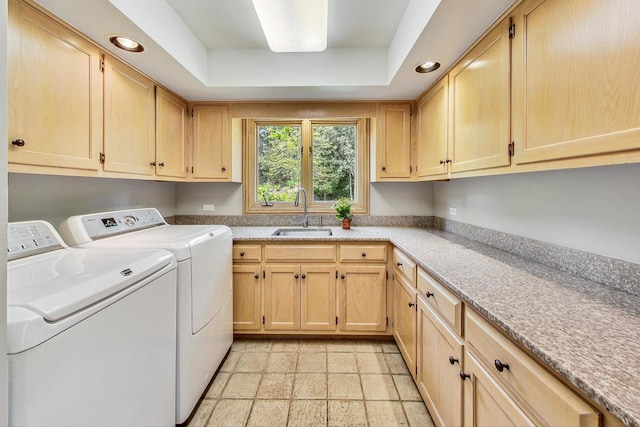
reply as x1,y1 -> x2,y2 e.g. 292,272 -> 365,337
59,208 -> 167,244
8,221 -> 64,261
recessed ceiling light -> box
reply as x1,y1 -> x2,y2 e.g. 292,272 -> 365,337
109,36 -> 144,53
252,0 -> 328,53
415,61 -> 441,73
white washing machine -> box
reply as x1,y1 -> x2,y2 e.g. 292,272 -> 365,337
7,220 -> 177,426
59,208 -> 233,423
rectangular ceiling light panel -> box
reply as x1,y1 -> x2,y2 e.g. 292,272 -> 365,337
252,0 -> 328,52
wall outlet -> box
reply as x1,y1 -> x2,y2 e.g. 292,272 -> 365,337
202,204 -> 215,212
449,207 -> 457,216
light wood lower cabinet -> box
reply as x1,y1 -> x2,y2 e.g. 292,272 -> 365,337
338,265 -> 387,332
463,350 -> 535,427
417,298 -> 464,427
232,265 -> 262,331
393,272 -> 417,377
264,265 -> 301,330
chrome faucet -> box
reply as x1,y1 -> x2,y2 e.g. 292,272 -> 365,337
294,187 -> 309,228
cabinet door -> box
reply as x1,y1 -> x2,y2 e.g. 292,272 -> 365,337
416,76 -> 449,179
449,18 -> 512,173
512,0 -> 640,164
463,351 -> 535,427
417,298 -> 464,427
192,105 -> 230,180
264,265 -> 300,330
376,104 -> 412,179
8,0 -> 102,171
338,265 -> 387,332
393,273 -> 417,377
232,265 -> 262,331
155,87 -> 187,178
103,56 -> 156,175
300,265 -> 337,331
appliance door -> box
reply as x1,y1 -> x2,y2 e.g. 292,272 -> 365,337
188,227 -> 232,333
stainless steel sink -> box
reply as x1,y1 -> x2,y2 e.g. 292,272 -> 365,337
271,228 -> 333,237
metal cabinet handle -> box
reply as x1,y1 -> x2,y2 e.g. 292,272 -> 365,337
295,274 -> 299,279
425,291 -> 434,298
494,359 -> 510,372
301,274 -> 306,279
381,166 -> 386,171
396,262 -> 403,267
439,160 -> 445,165
159,162 -> 165,167
11,139 -> 25,147
408,302 -> 415,308
449,356 -> 459,365
150,161 -> 156,166
222,167 -> 226,171
341,275 -> 345,279
362,252 -> 367,257
254,274 -> 259,279
459,371 -> 470,381
240,252 -> 245,256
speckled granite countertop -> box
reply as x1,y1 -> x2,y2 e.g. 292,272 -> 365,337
231,226 -> 640,426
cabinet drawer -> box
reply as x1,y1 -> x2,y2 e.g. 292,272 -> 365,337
465,310 -> 599,426
233,244 -> 262,262
264,244 -> 336,262
417,267 -> 463,336
393,248 -> 416,285
340,244 -> 387,262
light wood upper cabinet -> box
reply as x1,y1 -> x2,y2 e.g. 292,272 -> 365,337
416,76 -> 449,179
232,265 -> 262,331
192,105 -> 231,180
512,0 -> 640,164
375,104 -> 412,180
155,87 -> 187,178
338,265 -> 387,332
449,17 -> 512,173
8,0 -> 102,171
103,55 -> 156,175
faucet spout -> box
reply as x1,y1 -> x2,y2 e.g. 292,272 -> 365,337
294,187 -> 309,228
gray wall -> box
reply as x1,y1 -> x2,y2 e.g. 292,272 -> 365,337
434,164 -> 640,264
174,181 -> 435,216
8,174 -> 176,227
1,0 -> 8,422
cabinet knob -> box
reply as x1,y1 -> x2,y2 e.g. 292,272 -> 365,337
446,159 -> 452,163
240,252 -> 245,257
459,371 -> 470,381
381,166 -> 386,171
448,356 -> 459,365
494,359 -> 510,372
295,274 -> 299,279
159,162 -> 165,167
396,262 -> 403,267
408,302 -> 415,308
341,274 -> 345,279
439,160 -> 445,165
254,274 -> 259,279
11,139 -> 25,147
222,167 -> 226,172
301,274 -> 306,279
150,161 -> 156,166
362,252 -> 367,257
425,291 -> 434,298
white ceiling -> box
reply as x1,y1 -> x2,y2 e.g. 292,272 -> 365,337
34,0 -> 516,101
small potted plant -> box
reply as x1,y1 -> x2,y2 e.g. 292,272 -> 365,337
333,197 -> 353,230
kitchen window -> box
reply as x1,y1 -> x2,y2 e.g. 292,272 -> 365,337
244,118 -> 369,214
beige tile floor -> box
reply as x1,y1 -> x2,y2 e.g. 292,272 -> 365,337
187,338 -> 436,427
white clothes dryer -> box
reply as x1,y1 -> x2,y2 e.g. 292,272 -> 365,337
7,220 -> 177,426
59,208 -> 233,423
